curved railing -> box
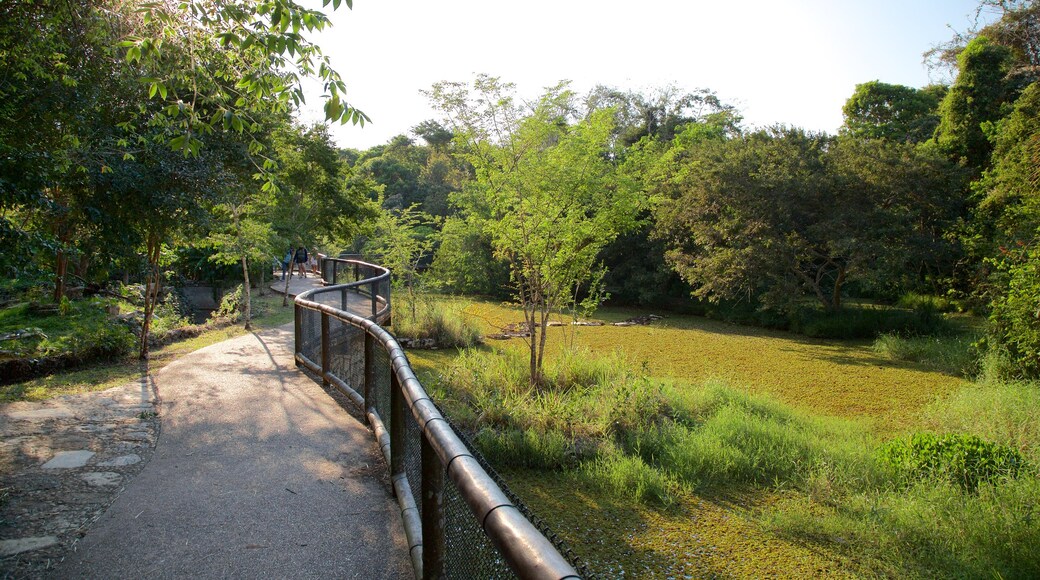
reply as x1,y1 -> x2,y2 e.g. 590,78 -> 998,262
294,257 -> 580,579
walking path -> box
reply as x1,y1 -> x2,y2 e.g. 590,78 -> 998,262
2,276 -> 409,578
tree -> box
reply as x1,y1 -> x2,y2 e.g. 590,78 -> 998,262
934,36 -> 1018,172
584,85 -> 740,147
269,124 -> 378,304
841,81 -> 944,143
364,205 -> 437,323
118,0 -> 367,163
428,76 -> 641,385
206,202 -> 275,330
652,127 -> 964,312
974,81 -> 1040,376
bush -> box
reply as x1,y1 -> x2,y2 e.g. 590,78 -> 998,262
987,246 -> 1040,378
789,304 -> 953,339
877,432 -> 1026,491
216,285 -> 243,321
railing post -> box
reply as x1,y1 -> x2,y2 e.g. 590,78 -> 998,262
390,370 -> 405,477
341,286 -> 348,312
364,332 -> 374,410
293,302 -> 302,368
331,260 -> 337,285
421,436 -> 445,579
320,311 -> 330,387
371,280 -> 379,319
354,263 -> 360,282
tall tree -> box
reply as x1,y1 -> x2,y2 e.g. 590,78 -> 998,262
428,76 -> 641,385
841,81 -> 945,143
652,128 -> 963,312
934,36 -> 1018,172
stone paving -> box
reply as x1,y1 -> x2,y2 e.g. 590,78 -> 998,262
0,378 -> 159,577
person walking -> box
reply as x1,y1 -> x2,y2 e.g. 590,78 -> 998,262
294,246 -> 308,278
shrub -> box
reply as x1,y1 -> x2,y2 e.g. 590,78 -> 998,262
216,285 -> 243,321
987,248 -> 1040,379
877,432 -> 1025,491
789,304 -> 953,339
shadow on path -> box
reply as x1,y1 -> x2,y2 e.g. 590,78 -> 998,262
54,324 -> 410,578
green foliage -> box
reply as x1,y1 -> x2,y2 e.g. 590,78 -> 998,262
841,80 -> 943,142
872,333 -> 979,376
0,298 -> 134,361
934,36 -> 1018,172
921,378 -> 1040,464
428,76 -> 642,383
877,432 -> 1025,491
651,128 -> 963,312
216,285 -> 244,322
430,216 -> 511,298
895,291 -> 961,313
787,304 -> 954,339
391,301 -> 482,348
123,0 -> 366,165
473,428 -> 572,471
628,382 -> 877,491
765,476 -> 1040,579
580,449 -> 676,508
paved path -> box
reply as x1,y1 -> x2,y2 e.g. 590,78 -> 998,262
54,280 -> 410,578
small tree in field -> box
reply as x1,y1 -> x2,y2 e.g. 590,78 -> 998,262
365,204 -> 438,324
428,76 -> 640,385
206,201 -> 276,330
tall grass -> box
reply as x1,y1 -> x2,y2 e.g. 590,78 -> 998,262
872,333 -> 979,376
391,300 -> 483,348
434,345 -> 1040,577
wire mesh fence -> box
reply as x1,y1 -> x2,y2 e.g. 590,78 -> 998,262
295,258 -> 582,580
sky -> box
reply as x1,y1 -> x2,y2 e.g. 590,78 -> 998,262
298,0 -> 998,150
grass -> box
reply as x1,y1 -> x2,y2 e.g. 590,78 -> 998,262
389,297 -> 483,348
409,296 -> 967,433
404,295 -> 1039,578
0,288 -> 295,403
872,333 -> 979,377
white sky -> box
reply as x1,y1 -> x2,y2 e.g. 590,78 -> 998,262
298,0 -> 997,150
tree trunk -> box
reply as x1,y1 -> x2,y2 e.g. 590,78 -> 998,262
526,302 -> 540,387
282,254 -> 293,307
536,304 -> 550,386
52,224 -> 72,303
139,234 -> 162,360
53,249 -> 68,303
831,267 -> 846,311
241,255 -> 252,331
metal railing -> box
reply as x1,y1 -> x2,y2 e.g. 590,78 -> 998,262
294,257 -> 581,580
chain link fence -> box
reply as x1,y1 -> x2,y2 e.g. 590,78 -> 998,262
295,258 -> 582,580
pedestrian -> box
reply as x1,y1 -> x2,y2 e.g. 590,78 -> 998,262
294,246 -> 308,278
281,247 -> 293,280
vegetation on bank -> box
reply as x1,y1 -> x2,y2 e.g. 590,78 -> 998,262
0,288 -> 294,403
411,311 -> 1038,577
